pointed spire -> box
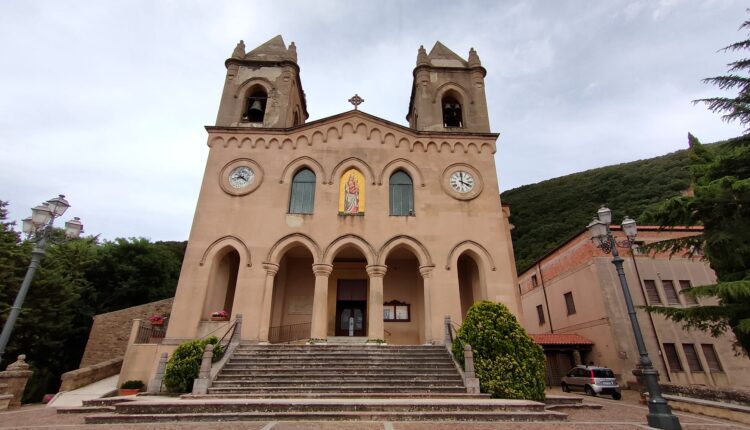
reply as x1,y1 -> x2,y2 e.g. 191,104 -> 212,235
468,47 -> 481,67
427,41 -> 468,67
246,35 -> 290,62
231,40 -> 246,59
417,45 -> 429,66
288,41 -> 297,62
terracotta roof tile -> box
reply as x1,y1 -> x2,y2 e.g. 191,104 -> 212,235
531,333 -> 594,345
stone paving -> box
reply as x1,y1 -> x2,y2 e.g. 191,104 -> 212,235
0,388 -> 747,429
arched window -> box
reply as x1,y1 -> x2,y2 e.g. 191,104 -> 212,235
389,170 -> 414,216
289,168 -> 316,214
442,95 -> 463,128
243,87 -> 268,123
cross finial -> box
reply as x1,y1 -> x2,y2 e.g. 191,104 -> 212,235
348,94 -> 364,110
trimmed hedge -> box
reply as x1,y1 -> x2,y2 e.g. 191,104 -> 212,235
452,301 -> 546,401
163,336 -> 224,393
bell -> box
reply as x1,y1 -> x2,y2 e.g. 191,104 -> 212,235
248,99 -> 263,114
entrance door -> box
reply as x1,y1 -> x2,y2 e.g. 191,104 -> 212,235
336,280 -> 367,336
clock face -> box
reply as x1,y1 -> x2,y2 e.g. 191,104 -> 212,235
229,166 -> 254,188
450,171 -> 475,193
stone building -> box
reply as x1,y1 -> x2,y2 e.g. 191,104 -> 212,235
118,36 -> 519,384
518,226 -> 750,389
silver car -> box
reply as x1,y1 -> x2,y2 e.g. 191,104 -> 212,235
561,365 -> 622,400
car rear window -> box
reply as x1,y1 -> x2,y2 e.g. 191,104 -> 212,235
593,369 -> 614,378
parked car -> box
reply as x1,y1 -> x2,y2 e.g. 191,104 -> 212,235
561,365 -> 622,400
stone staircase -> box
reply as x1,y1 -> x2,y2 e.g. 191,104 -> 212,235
205,343 -> 470,397
84,343 -> 568,423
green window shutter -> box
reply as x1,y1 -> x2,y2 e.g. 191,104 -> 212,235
289,168 -> 316,214
389,170 -> 414,216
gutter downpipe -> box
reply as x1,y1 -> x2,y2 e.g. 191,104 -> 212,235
538,263 -> 554,334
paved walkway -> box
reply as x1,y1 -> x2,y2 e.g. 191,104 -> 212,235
0,388 -> 747,429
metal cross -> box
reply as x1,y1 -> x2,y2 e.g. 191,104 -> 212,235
348,94 -> 364,110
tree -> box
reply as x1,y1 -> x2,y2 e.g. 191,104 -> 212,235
693,11 -> 750,133
644,134 -> 750,355
644,12 -> 750,354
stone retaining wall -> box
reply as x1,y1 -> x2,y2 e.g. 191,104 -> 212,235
79,298 -> 174,367
59,357 -> 123,392
661,382 -> 750,407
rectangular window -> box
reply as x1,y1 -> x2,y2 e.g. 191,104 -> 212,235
682,344 -> 704,372
662,280 -> 681,305
531,274 -> 539,288
679,280 -> 699,305
663,343 -> 683,372
536,304 -> 545,325
564,292 -> 576,315
643,280 -> 662,304
701,344 -> 723,372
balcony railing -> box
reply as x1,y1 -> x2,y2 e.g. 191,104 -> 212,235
134,320 -> 168,344
268,322 -> 311,343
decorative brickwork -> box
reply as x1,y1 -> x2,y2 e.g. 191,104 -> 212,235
79,298 -> 173,367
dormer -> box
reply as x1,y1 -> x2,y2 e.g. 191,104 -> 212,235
215,35 -> 308,128
406,42 -> 490,133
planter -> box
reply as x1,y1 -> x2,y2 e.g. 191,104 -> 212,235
118,388 -> 140,396
210,316 -> 229,322
150,321 -> 164,326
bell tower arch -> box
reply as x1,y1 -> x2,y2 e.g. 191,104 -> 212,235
215,35 -> 309,128
406,42 -> 490,133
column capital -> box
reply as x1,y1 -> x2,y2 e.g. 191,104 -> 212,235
419,265 -> 435,278
366,264 -> 387,278
312,263 -> 333,277
262,262 -> 279,275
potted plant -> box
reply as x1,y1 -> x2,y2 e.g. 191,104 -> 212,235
119,380 -> 144,396
148,314 -> 167,326
210,310 -> 229,321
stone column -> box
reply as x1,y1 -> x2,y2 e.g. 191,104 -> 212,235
366,265 -> 387,341
419,265 -> 435,344
0,355 -> 32,408
258,262 -> 279,343
191,344 -> 214,395
310,264 -> 333,340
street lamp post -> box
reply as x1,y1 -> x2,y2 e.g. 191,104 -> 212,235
0,195 -> 84,365
587,206 -> 681,430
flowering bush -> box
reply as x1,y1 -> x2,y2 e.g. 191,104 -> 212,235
148,315 -> 167,324
211,310 -> 228,318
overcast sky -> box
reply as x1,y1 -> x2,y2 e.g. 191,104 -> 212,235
0,0 -> 746,241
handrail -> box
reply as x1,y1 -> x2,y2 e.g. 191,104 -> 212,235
216,320 -> 238,350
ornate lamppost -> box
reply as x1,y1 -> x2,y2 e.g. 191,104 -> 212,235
0,195 -> 84,364
587,206 -> 681,430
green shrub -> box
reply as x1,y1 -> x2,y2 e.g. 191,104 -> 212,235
163,336 -> 223,393
451,301 -> 546,401
120,380 -> 144,389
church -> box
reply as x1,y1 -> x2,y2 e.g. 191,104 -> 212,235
119,35 -> 520,382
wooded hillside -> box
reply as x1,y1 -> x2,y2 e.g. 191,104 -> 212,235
501,147 -> 697,273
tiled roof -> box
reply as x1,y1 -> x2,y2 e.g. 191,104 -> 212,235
531,333 -> 594,345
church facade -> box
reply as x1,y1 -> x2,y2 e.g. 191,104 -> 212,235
159,35 -> 519,351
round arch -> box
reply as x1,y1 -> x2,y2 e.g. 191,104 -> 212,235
323,234 -> 377,265
279,156 -> 327,184
377,158 -> 425,187
445,240 -> 496,272
266,233 -> 323,265
328,157 -> 376,185
377,235 -> 433,267
200,235 -> 252,268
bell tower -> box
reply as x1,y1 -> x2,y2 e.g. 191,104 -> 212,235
215,35 -> 308,128
406,42 -> 490,133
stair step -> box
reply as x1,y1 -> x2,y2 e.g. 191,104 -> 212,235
217,370 -> 460,377
86,410 -> 566,424
182,392 -> 491,399
206,386 -> 467,394
56,406 -> 115,414
211,380 -> 461,387
214,376 -> 462,383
